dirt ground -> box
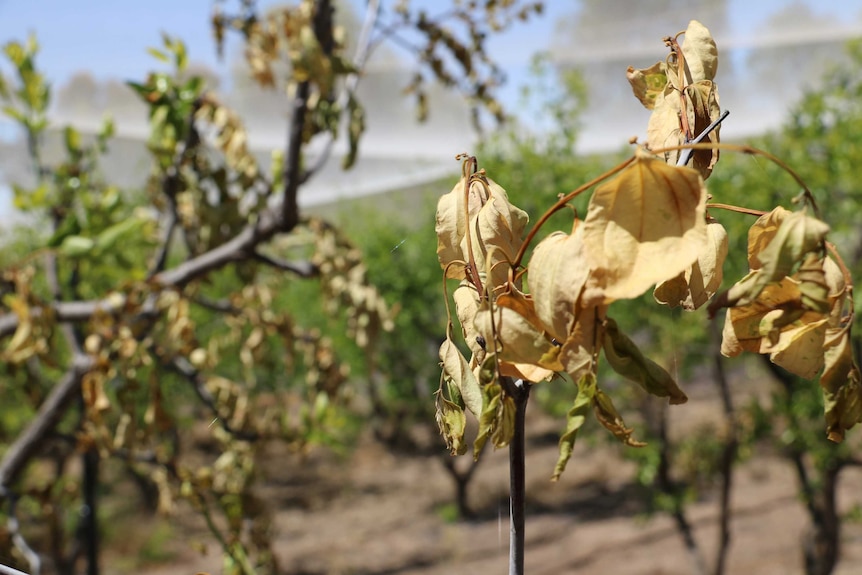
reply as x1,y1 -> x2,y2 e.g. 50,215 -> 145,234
126,384 -> 862,575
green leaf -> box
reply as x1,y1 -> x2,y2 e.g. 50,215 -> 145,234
59,235 -> 95,258
552,372 -> 596,481
602,316 -> 688,404
47,213 -> 81,247
146,47 -> 170,64
593,388 -> 646,447
63,125 -> 81,154
473,381 -> 502,459
95,215 -> 149,253
435,389 -> 467,456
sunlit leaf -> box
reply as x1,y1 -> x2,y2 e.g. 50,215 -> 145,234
626,61 -> 668,110
439,336 -> 483,417
654,220 -> 728,310
583,154 -> 707,302
821,327 -> 862,442
680,20 -> 718,84
435,389 -> 467,456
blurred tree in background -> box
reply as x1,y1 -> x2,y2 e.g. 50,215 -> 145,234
0,1 -> 542,573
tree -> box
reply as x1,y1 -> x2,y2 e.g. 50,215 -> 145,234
0,1 -> 542,573
435,20 -> 862,575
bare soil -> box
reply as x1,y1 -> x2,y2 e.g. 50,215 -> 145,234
125,384 -> 862,575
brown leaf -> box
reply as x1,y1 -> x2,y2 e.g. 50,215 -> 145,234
462,188 -> 529,292
593,389 -> 645,447
654,220 -> 728,310
474,290 -> 561,373
821,327 -> 862,442
626,61 -> 668,110
685,80 -> 721,179
528,224 -> 591,341
681,20 -> 718,84
439,336 -> 483,416
583,155 -> 708,302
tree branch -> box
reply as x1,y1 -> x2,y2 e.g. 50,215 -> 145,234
0,355 -> 93,489
252,251 -> 317,277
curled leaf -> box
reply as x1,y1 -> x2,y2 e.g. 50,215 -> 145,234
655,219 -> 728,310
435,389 -> 467,455
529,224 -> 591,340
552,372 -> 596,481
821,327 -> 862,442
710,209 -> 830,314
602,317 -> 687,404
583,155 -> 707,303
626,61 -> 668,110
439,336 -> 483,417
680,20 -> 718,84
474,290 -> 561,373
594,389 -> 645,447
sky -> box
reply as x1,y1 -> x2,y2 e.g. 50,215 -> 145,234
1,0 -> 862,214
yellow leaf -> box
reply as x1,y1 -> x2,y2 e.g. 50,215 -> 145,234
646,87 -> 684,164
462,188 -> 528,292
654,220 -> 728,310
681,20 -> 718,84
435,389 -> 467,455
439,336 -> 483,416
583,155 -> 708,302
559,304 -> 602,382
626,61 -> 668,110
746,207 -> 791,268
821,327 -> 862,442
529,224 -> 591,340
453,283 -> 484,363
474,290 -> 561,372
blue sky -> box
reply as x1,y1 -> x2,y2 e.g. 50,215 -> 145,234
2,0 -> 862,216
1,1 -> 859,98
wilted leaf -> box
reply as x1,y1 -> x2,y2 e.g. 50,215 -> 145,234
435,389 -> 467,455
626,61 -> 668,110
821,327 -> 862,442
453,283 -> 484,362
593,389 -> 645,447
719,278 -> 828,379
473,381 -> 502,458
685,80 -> 721,178
559,304 -> 602,382
474,290 -> 561,372
439,336 -> 483,416
552,372 -> 596,481
529,225 -> 591,340
583,155 -> 707,302
602,317 -> 688,404
680,20 -> 718,84
462,186 -> 528,291
654,220 -> 728,310
710,210 -> 830,313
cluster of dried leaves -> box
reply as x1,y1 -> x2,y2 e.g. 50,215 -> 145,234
435,20 -> 861,480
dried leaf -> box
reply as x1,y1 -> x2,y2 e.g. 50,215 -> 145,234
552,372 -> 596,481
626,61 -> 668,110
529,225 -> 590,340
473,381 -> 502,458
462,186 -> 529,291
453,283 -> 484,362
654,220 -> 728,310
583,155 -> 707,302
593,389 -> 645,447
710,210 -> 830,312
821,327 -> 862,442
602,317 -> 688,404
474,290 -> 561,372
435,389 -> 467,455
439,336 -> 483,416
681,20 -> 718,84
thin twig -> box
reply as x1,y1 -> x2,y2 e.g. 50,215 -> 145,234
252,251 -> 317,277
